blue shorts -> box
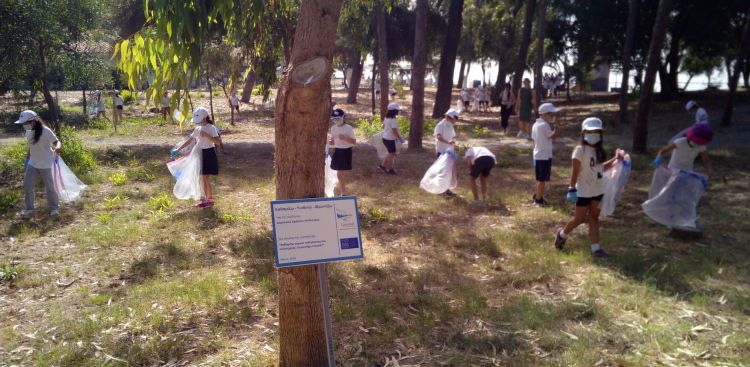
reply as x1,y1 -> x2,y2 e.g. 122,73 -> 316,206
534,159 -> 552,182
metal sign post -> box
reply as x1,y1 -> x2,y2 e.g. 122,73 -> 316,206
319,264 -> 335,367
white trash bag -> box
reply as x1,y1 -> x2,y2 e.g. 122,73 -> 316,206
648,165 -> 673,199
166,145 -> 203,200
642,169 -> 707,229
324,154 -> 338,198
368,132 -> 403,162
52,158 -> 87,203
599,154 -> 631,217
456,98 -> 464,113
172,135 -> 195,157
420,151 -> 458,194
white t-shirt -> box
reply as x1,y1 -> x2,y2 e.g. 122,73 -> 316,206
96,96 -> 105,111
389,88 -> 397,95
330,123 -> 355,149
26,126 -> 58,170
191,125 -> 219,150
114,95 -> 124,107
231,95 -> 239,106
695,108 -> 708,124
434,119 -> 456,154
464,147 -> 496,164
531,119 -> 554,160
460,90 -> 469,100
668,137 -> 706,172
382,117 -> 400,140
162,96 -> 169,107
572,145 -> 605,198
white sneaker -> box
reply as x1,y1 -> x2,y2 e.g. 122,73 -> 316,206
49,209 -> 60,217
21,209 -> 35,218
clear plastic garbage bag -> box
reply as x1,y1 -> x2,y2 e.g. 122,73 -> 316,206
599,154 -> 631,217
52,158 -> 87,203
472,98 -> 480,111
420,151 -> 458,194
648,165 -> 673,199
456,98 -> 464,113
166,145 -> 203,200
324,154 -> 338,197
172,135 -> 195,157
642,168 -> 707,229
368,132 -> 403,162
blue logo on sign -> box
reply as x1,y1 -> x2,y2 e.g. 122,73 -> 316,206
340,237 -> 359,249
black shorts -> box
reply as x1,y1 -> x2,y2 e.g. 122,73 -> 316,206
576,194 -> 604,207
470,156 -> 495,178
330,148 -> 353,171
534,159 -> 552,182
464,100 -> 470,106
201,147 -> 219,175
382,138 -> 397,154
116,105 -> 123,110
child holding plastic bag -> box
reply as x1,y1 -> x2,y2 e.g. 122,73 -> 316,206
554,118 -> 624,258
420,151 -> 458,195
15,110 -> 61,218
328,108 -> 356,196
169,107 -> 223,208
434,109 -> 460,196
379,103 -> 405,175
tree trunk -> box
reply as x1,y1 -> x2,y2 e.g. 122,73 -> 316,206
533,0 -> 547,113
512,0 -> 535,93
409,0 -> 428,150
633,0 -> 674,153
37,42 -> 59,132
82,89 -> 87,115
241,70 -> 257,103
659,33 -> 680,100
617,0 -> 639,125
457,60 -> 467,89
376,3 -> 389,118
491,69 -> 506,106
432,0 -> 465,118
273,1 -> 344,366
347,51 -> 364,104
722,10 -> 750,126
371,50 -> 377,114
207,73 -> 215,122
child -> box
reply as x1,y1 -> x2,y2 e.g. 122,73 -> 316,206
669,100 -> 709,143
499,82 -> 515,134
230,91 -> 240,113
434,109 -> 460,196
171,107 -> 223,208
460,88 -> 471,112
464,146 -> 496,201
477,86 -> 489,112
554,118 -> 623,258
654,123 -> 713,176
15,110 -> 61,218
515,78 -> 535,139
113,90 -> 124,132
531,102 -> 560,206
379,103 -> 405,175
328,108 -> 356,195
389,87 -> 397,99
93,90 -> 111,123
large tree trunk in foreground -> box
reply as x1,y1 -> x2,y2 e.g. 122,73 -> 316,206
512,0 -> 535,94
241,70 -> 257,103
617,0 -> 639,125
533,0 -> 547,113
377,3 -> 389,118
633,0 -> 674,153
273,1 -> 344,365
346,50 -> 364,104
432,0 -> 465,118
722,9 -> 750,126
409,0 -> 428,149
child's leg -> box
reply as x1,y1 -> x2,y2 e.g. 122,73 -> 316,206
202,176 -> 213,199
337,170 -> 346,195
39,168 -> 59,211
587,201 -> 601,245
385,153 -> 395,171
23,167 -> 39,210
480,176 -> 488,200
468,176 -> 479,200
562,205 -> 588,235
535,181 -> 545,200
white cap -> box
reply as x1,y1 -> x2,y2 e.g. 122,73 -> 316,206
14,110 -> 39,125
445,109 -> 460,119
685,100 -> 697,111
113,89 -> 120,94
581,117 -> 604,131
538,103 -> 560,115
387,102 -> 401,111
191,107 -> 210,123
94,90 -> 100,95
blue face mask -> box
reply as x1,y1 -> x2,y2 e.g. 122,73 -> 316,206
584,133 -> 601,145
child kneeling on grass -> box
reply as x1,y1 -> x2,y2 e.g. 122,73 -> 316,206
329,108 -> 356,196
554,117 -> 624,258
464,146 -> 496,202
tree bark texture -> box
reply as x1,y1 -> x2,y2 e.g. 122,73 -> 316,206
633,0 -> 674,153
512,0 -> 535,94
457,59 -> 467,90
533,0 -> 547,113
346,50 -> 363,104
409,0 -> 428,149
617,0 -> 639,125
377,3 -> 389,118
432,0 -> 465,118
37,42 -> 59,132
722,9 -> 750,126
272,1 -> 344,366
241,70 -> 257,103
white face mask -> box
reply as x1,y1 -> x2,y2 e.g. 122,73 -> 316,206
584,132 -> 601,145
23,123 -> 32,131
550,115 -> 557,124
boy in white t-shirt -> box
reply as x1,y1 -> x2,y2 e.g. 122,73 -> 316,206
555,118 -> 624,258
464,147 -> 496,201
15,110 -> 61,218
654,123 -> 713,175
328,109 -> 356,195
530,103 -> 560,206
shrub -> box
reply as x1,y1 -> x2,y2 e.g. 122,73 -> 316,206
396,115 -> 411,138
472,125 -> 490,138
121,90 -> 136,104
108,172 -> 128,186
423,118 -> 437,135
59,126 -> 98,176
0,142 -> 27,183
0,263 -> 27,286
0,191 -> 21,214
354,116 -> 382,138
148,194 -> 174,211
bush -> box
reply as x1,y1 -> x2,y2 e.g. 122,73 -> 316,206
396,116 -> 411,138
353,116 -> 382,138
108,172 -> 127,186
0,191 -> 21,214
59,126 -> 98,176
472,125 -> 490,138
0,142 -> 27,184
148,194 -> 174,211
121,90 -> 136,105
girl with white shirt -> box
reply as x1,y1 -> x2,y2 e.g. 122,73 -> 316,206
434,109 -> 460,196
172,107 -> 223,208
555,118 -> 624,258
379,103 -> 405,175
654,123 -> 713,175
93,90 -> 111,124
15,110 -> 61,218
328,109 -> 356,195
113,90 -> 124,132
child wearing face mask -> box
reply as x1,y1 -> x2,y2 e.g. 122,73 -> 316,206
15,110 -> 61,218
328,108 -> 356,196
531,103 -> 560,206
554,117 -> 624,258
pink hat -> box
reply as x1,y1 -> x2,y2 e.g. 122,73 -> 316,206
685,123 -> 713,145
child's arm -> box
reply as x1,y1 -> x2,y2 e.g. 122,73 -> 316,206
176,137 -> 196,151
215,136 -> 226,153
569,158 -> 581,188
656,143 -> 676,158
700,151 -> 713,177
466,157 -> 472,168
338,134 -> 356,145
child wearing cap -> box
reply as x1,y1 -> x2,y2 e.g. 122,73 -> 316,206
328,108 -> 356,195
460,88 -> 471,112
686,100 -> 708,124
530,102 -> 560,206
15,110 -> 61,218
171,107 -> 224,208
555,117 -> 624,258
113,90 -> 124,132
434,109 -> 460,196
654,123 -> 713,176
379,103 -> 405,175
93,90 -> 111,123
230,91 -> 240,113
162,91 -> 171,121
464,146 -> 496,201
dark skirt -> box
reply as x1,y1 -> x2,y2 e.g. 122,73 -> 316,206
331,148 -> 353,171
201,147 -> 219,175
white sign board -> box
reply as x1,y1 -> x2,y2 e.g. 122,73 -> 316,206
271,196 -> 364,268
